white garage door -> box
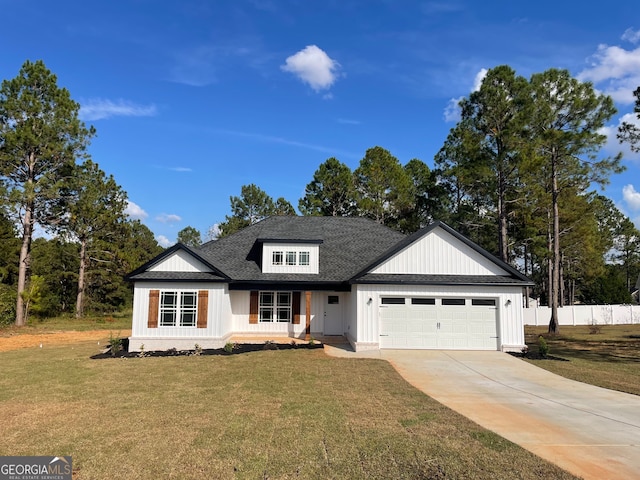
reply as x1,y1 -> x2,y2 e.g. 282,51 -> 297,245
379,297 -> 499,350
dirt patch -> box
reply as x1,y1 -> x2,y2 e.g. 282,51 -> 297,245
0,330 -> 131,352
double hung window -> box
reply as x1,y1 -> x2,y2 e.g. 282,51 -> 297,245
259,291 -> 292,322
160,291 -> 197,327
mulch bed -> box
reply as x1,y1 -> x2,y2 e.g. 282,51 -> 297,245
91,339 -> 324,359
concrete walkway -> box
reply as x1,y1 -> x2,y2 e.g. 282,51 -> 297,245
324,346 -> 640,480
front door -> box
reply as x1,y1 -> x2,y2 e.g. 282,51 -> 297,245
324,294 -> 343,335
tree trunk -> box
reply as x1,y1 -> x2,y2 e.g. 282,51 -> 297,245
15,200 -> 35,326
547,211 -> 552,307
559,251 -> 565,308
549,149 -> 561,334
75,237 -> 87,318
497,169 -> 508,263
524,243 -> 530,308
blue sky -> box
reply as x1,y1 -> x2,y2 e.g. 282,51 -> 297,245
2,0 -> 640,246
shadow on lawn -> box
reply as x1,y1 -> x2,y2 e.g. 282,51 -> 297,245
90,339 -> 324,359
523,334 -> 640,364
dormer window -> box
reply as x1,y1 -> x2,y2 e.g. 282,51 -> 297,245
261,240 -> 321,274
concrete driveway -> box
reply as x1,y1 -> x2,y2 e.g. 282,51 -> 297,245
324,347 -> 640,479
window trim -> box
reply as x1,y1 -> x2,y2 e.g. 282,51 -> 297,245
298,251 -> 310,266
272,251 -> 283,266
259,291 -> 292,323
285,251 -> 297,266
159,290 -> 198,327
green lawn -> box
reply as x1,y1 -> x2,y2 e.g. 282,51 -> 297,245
0,340 -> 577,479
524,324 -> 640,396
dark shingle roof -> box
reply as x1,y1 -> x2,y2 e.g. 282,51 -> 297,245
353,274 -> 534,286
127,271 -> 227,282
197,216 -> 405,283
127,217 -> 533,287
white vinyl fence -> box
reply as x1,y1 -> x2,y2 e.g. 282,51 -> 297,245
524,304 -> 640,326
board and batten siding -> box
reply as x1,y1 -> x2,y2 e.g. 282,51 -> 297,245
148,250 -> 214,273
371,228 -> 508,276
230,290 -> 313,337
352,284 -> 525,352
129,282 -> 231,351
261,243 -> 319,274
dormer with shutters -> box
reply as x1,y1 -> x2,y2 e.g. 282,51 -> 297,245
260,239 -> 322,274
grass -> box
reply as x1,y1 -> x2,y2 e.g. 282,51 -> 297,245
524,324 -> 640,396
0,340 -> 577,479
0,310 -> 131,336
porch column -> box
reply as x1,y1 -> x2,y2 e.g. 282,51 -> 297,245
305,291 -> 312,340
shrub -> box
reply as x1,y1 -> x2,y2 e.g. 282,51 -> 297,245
109,332 -> 123,357
537,335 -> 549,358
0,284 -> 16,326
193,343 -> 203,356
223,342 -> 236,353
263,340 -> 279,350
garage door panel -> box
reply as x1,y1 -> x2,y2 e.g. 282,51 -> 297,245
380,298 -> 498,350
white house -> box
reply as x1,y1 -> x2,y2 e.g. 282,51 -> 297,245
126,217 -> 532,352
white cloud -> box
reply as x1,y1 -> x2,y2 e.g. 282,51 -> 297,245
622,28 -> 640,44
442,68 -> 487,123
168,167 -> 193,172
206,224 -> 222,241
156,213 -> 182,223
156,235 -> 173,248
125,201 -> 148,220
623,184 -> 640,211
472,68 -> 488,92
599,113 -> 640,162
443,96 -> 463,122
281,45 -> 340,92
578,43 -> 640,104
80,98 -> 157,121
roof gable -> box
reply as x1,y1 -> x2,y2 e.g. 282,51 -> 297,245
354,221 -> 530,281
125,243 -> 229,281
149,249 -> 214,273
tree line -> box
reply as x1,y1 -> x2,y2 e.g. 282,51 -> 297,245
2,60 -> 639,331
208,66 -> 640,333
0,60 -> 163,325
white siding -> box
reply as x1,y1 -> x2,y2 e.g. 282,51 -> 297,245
262,243 -> 319,274
148,250 -> 213,272
230,290 -> 308,337
372,228 -> 508,276
129,282 -> 231,351
353,284 -> 525,352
